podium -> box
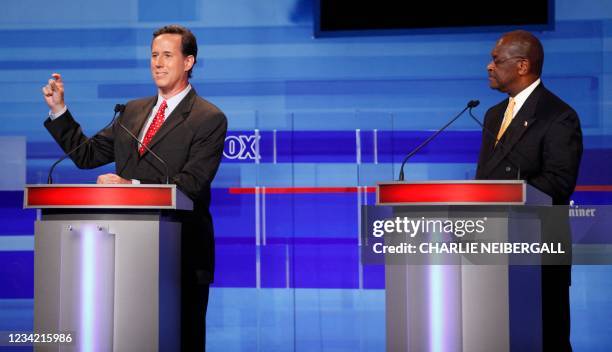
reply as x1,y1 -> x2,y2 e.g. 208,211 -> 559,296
375,180 -> 551,352
24,184 -> 192,352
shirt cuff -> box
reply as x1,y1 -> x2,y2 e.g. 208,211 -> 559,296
131,179 -> 141,184
48,106 -> 68,120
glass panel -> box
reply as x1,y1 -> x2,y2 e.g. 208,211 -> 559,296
208,110 -> 296,352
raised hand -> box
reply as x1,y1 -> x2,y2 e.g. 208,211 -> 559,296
42,73 -> 65,114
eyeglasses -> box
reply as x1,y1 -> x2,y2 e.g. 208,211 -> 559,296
490,56 -> 526,66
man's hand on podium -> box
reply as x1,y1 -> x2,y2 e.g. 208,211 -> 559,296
97,173 -> 131,184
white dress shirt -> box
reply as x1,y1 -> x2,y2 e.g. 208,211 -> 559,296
137,84 -> 192,142
509,78 -> 541,118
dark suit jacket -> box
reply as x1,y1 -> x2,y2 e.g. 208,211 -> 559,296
476,83 -> 583,205
476,82 -> 582,282
476,84 -> 582,348
44,88 -> 227,283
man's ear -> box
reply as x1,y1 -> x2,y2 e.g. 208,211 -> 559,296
517,59 -> 530,76
184,55 -> 195,72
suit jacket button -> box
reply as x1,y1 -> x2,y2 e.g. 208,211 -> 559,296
505,166 -> 511,172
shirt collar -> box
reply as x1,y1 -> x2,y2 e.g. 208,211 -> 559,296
155,84 -> 192,114
510,78 -> 540,118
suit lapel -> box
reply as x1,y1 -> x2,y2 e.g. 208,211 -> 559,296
475,101 -> 506,174
115,96 -> 156,176
144,88 -> 196,153
480,84 -> 543,177
482,103 -> 506,160
128,97 -> 157,151
499,103 -> 538,155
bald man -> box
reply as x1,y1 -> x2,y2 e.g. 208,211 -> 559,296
476,30 -> 582,351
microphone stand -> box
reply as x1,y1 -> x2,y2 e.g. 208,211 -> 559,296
398,100 -> 479,181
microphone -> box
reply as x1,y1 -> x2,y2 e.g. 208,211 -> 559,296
468,107 -> 522,180
47,106 -> 121,184
114,104 -> 170,184
398,100 -> 478,181
467,100 -> 480,108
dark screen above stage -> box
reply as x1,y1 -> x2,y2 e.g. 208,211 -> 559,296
317,0 -> 552,35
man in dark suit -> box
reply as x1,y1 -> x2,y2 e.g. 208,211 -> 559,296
476,30 -> 582,351
42,25 -> 227,351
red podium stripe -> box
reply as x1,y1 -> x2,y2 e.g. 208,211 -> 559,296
378,183 -> 523,204
26,187 -> 173,207
228,187 -> 377,194
227,185 -> 610,195
575,185 -> 612,192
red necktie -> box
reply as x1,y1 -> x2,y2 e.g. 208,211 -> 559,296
139,100 -> 167,155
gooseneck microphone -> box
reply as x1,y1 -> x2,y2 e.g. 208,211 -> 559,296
468,107 -> 522,180
114,104 -> 170,184
398,100 -> 480,181
47,106 -> 122,184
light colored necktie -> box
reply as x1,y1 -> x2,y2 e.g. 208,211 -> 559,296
496,97 -> 515,144
139,100 -> 168,155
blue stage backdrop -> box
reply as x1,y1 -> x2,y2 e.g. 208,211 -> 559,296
1,0 -> 612,351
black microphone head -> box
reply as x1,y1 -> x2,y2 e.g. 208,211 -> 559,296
114,104 -> 126,113
467,100 -> 480,108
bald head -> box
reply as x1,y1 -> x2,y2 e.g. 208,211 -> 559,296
497,30 -> 544,76
487,30 -> 545,96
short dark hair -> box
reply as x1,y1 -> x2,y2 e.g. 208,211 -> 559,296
502,30 -> 544,76
153,25 -> 198,78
